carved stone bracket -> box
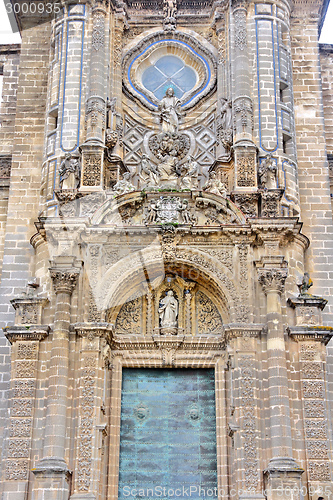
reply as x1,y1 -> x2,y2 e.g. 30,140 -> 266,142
49,257 -> 82,295
287,326 -> 333,346
10,297 -> 49,326
231,192 -> 259,218
73,322 -> 114,344
287,296 -> 328,327
4,326 -> 50,344
260,188 -> 284,218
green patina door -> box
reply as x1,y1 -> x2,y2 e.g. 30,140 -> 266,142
118,369 -> 217,500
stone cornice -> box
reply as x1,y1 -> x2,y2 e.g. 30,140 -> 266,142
288,326 -> 333,345
287,296 -> 328,310
224,323 -> 265,340
3,325 -> 51,343
109,333 -> 225,351
73,322 -> 114,341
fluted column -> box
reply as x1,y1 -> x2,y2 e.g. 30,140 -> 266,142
32,257 -> 82,500
257,257 -> 303,499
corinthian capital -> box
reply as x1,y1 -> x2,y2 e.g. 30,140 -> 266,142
49,257 -> 82,295
257,267 -> 288,294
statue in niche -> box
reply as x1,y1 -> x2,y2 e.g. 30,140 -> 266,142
203,172 -> 227,198
113,172 -> 135,197
180,156 -> 199,190
258,154 -> 277,190
158,88 -> 182,134
159,290 -> 178,328
59,153 -> 81,190
139,154 -> 160,189
145,199 -> 159,224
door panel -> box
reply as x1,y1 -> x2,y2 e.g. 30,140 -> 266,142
118,369 -> 217,500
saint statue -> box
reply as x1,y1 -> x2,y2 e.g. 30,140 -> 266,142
180,156 -> 199,190
158,88 -> 181,134
258,154 -> 277,189
220,98 -> 232,130
139,154 -> 160,189
159,290 -> 178,328
113,172 -> 135,197
203,172 -> 227,198
59,153 -> 80,190
163,0 -> 177,18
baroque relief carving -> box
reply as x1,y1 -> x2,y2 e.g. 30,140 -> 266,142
301,362 -> 322,379
234,9 -> 247,50
49,269 -> 80,295
196,291 -> 223,334
11,399 -> 33,417
7,439 -> 30,458
9,419 -> 32,438
92,13 -> 105,51
302,380 -> 324,399
5,460 -> 29,481
237,156 -> 255,187
17,343 -> 38,360
13,380 -> 34,398
239,356 -> 259,491
77,355 -> 97,492
305,419 -> 328,440
114,298 -> 141,334
300,343 -> 319,361
15,361 -> 36,378
308,461 -> 331,481
306,440 -> 329,459
82,155 -> 101,186
304,401 -> 325,418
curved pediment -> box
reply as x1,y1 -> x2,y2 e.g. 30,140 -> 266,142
90,191 -> 247,227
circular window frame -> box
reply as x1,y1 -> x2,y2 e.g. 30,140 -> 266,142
123,32 -> 217,111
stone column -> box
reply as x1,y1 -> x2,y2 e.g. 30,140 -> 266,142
81,1 -> 107,192
257,257 -> 303,499
32,257 -> 81,500
2,295 -> 49,500
231,0 -> 257,192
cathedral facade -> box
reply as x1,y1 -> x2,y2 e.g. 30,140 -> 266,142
1,0 -> 333,498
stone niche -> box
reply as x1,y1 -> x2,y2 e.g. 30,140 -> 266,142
107,275 -> 224,336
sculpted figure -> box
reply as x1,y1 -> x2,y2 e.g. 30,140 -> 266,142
59,153 -> 80,190
158,88 -> 181,134
163,0 -> 177,18
298,272 -> 313,295
180,156 -> 199,190
258,154 -> 277,189
140,154 -> 160,189
113,172 -> 135,197
145,199 -> 158,224
178,199 -> 194,224
159,290 -> 178,328
203,172 -> 227,198
220,98 -> 232,130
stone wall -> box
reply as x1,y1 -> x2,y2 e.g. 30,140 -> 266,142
0,24 -> 50,485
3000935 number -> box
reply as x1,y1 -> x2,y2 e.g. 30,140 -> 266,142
5,2 -> 61,14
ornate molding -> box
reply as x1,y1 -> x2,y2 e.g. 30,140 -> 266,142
73,322 -> 114,342
288,326 -> 333,345
3,326 -> 50,344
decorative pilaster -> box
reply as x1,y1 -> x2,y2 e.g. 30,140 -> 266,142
2,302 -> 49,500
257,257 -> 304,499
225,326 -> 265,499
288,294 -> 333,496
32,257 -> 82,500
70,323 -> 112,500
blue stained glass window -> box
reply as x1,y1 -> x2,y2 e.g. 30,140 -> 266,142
142,55 -> 197,100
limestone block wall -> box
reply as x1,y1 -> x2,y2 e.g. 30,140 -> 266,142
0,24 -> 50,483
290,15 -> 333,320
320,44 -> 333,158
